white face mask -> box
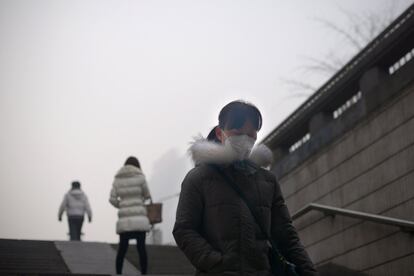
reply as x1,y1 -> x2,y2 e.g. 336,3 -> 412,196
224,134 -> 256,160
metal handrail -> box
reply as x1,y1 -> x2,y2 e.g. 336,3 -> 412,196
292,203 -> 414,232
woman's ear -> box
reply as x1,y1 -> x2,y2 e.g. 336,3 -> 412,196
215,127 -> 224,143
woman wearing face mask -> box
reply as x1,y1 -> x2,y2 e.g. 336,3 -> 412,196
173,100 -> 317,276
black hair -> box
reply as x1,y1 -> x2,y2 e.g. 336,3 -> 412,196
71,181 -> 81,189
207,127 -> 221,143
218,100 -> 262,131
124,156 -> 141,169
207,100 -> 262,142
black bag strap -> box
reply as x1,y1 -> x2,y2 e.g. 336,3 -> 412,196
210,164 -> 288,266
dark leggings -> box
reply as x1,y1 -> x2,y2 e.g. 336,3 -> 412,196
116,231 -> 147,275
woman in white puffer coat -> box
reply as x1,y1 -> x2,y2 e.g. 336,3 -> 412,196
109,156 -> 152,275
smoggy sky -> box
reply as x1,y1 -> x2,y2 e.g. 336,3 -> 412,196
1,0 -> 412,244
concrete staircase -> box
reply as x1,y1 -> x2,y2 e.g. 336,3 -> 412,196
55,241 -> 139,275
0,239 -> 194,275
146,245 -> 194,275
0,239 -> 70,275
111,244 -> 194,275
0,238 -> 370,275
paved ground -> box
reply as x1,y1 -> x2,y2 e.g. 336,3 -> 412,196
55,241 -> 139,275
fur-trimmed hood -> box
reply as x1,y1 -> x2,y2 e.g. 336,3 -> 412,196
115,165 -> 143,178
188,137 -> 273,168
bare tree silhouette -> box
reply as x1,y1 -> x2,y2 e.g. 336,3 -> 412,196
282,3 -> 401,95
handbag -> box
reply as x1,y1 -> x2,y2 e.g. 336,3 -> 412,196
145,200 -> 163,224
210,165 -> 299,276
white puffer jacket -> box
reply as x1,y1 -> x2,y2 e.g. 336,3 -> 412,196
109,165 -> 152,233
58,189 -> 92,220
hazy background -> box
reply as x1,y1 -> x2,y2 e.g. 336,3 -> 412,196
1,0 -> 412,244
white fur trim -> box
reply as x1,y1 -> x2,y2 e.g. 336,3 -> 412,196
249,144 -> 273,168
188,136 -> 237,165
189,137 -> 273,168
115,165 -> 142,178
